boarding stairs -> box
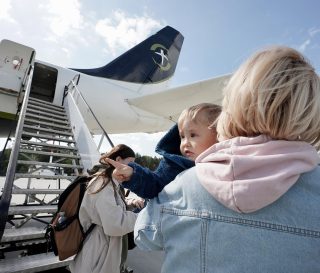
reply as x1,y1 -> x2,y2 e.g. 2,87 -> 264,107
0,66 -> 110,272
0,95 -> 84,272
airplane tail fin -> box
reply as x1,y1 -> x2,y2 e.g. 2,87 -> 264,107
71,26 -> 184,84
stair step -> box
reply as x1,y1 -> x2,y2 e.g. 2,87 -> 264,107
12,188 -> 64,195
21,132 -> 75,143
20,140 -> 77,150
2,227 -> 46,242
15,173 -> 77,180
19,149 -> 80,159
0,252 -> 73,273
28,97 -> 65,109
25,113 -> 69,125
8,205 -> 57,215
27,104 -> 67,117
24,118 -> 72,130
23,125 -> 73,136
17,160 -> 82,169
26,108 -> 68,121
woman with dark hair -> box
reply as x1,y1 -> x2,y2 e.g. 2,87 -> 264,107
69,144 -> 141,273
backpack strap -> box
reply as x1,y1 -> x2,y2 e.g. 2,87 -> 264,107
84,223 -> 96,238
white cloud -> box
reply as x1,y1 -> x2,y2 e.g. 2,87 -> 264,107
0,2 -> 164,68
299,39 -> 311,52
309,27 -> 320,37
40,0 -> 84,37
0,0 -> 15,23
95,10 -> 163,56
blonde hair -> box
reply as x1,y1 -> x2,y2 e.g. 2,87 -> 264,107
217,46 -> 320,148
178,103 -> 221,128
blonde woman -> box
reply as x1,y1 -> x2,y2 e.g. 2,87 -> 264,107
135,46 -> 320,273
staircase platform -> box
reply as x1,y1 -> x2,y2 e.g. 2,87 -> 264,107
0,252 -> 73,273
2,227 -> 46,242
8,205 -> 57,215
15,173 -> 77,180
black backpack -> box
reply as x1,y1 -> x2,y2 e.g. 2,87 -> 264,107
46,176 -> 95,261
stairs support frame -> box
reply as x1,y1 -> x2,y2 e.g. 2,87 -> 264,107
0,65 -> 34,242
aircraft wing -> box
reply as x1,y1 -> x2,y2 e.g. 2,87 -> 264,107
127,74 -> 230,122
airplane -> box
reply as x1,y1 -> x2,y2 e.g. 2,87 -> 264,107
0,25 -> 229,139
0,25 -> 230,273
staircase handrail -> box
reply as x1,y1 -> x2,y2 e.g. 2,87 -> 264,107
64,74 -> 114,148
0,65 -> 34,242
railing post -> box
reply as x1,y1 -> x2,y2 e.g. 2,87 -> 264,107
0,65 -> 34,242
65,75 -> 114,148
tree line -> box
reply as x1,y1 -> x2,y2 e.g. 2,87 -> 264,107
0,149 -> 161,176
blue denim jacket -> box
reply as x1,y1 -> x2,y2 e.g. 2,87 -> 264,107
122,124 -> 194,198
135,166 -> 320,273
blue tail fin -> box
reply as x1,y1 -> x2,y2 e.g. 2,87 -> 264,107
71,26 -> 184,84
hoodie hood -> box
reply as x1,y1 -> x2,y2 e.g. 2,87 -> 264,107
195,135 -> 320,213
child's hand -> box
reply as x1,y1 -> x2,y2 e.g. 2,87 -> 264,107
103,158 -> 134,182
127,197 -> 145,209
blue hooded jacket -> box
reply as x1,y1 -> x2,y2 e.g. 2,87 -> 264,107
122,124 -> 194,198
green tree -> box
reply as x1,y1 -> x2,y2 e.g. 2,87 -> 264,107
135,153 -> 161,171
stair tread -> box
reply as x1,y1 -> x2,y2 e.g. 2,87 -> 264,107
20,140 -> 77,150
27,104 -> 67,116
21,132 -> 75,143
0,252 -> 73,273
8,205 -> 57,215
19,149 -> 80,158
25,113 -> 69,125
23,125 -> 73,136
15,173 -> 77,180
2,226 -> 46,242
12,188 -> 64,194
26,108 -> 68,119
24,118 -> 72,130
17,160 -> 83,168
28,97 -> 65,109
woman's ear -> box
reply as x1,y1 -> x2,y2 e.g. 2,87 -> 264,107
115,156 -> 122,162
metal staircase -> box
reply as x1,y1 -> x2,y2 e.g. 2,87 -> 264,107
0,95 -> 83,272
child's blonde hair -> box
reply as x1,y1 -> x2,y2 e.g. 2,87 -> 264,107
178,103 -> 221,128
217,46 -> 320,148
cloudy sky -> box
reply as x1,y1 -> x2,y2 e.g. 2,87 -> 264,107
1,0 -> 320,156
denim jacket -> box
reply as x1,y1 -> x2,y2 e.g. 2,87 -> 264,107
135,166 -> 320,273
122,124 -> 194,198
135,137 -> 320,273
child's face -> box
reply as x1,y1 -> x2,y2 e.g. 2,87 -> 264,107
179,118 -> 217,161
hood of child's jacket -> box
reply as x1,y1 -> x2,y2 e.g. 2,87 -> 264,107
195,135 -> 320,213
155,123 -> 194,169
155,124 -> 181,156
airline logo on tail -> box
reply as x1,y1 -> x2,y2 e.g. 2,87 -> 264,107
151,43 -> 171,71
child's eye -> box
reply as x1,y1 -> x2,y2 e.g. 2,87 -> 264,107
190,133 -> 197,138
180,135 -> 185,139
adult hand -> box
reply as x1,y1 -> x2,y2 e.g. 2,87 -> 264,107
104,158 -> 134,182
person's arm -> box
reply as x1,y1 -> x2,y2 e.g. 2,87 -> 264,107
124,160 -> 185,198
105,158 -> 185,199
134,195 -> 164,251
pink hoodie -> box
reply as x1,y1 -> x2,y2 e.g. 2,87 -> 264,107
195,135 -> 320,213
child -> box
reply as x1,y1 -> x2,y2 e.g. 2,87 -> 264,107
106,103 -> 221,199
135,46 -> 320,272
69,144 -> 142,273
